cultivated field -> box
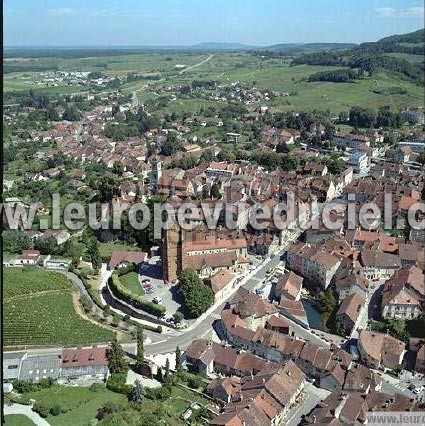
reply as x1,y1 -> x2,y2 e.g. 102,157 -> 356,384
4,268 -> 114,346
4,51 -> 423,113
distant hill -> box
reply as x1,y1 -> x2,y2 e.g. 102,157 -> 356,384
289,28 -> 424,86
189,42 -> 255,51
356,28 -> 424,54
263,42 -> 357,53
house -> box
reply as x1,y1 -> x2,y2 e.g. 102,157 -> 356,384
278,299 -> 309,329
210,362 -> 306,426
230,288 -> 278,330
206,377 -> 241,403
185,339 -> 273,378
205,271 -> 236,300
335,270 -> 368,304
43,256 -> 72,270
60,346 -> 109,380
14,250 -> 41,266
274,271 -> 303,301
342,363 -> 382,394
381,266 -> 424,320
414,343 -> 425,374
359,250 -> 401,282
336,293 -> 365,335
358,330 -> 406,370
286,242 -> 341,289
265,315 -> 291,335
347,151 -> 369,174
394,146 -> 412,163
108,251 -> 148,270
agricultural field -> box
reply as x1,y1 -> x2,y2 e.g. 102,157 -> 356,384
4,268 -> 114,346
4,268 -> 72,299
4,51 -> 423,112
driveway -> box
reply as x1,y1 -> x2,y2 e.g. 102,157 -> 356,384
4,403 -> 51,426
138,257 -> 181,316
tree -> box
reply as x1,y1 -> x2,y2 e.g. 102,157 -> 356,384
3,230 -> 32,253
63,104 -> 81,121
210,183 -> 221,199
178,269 -> 214,318
156,367 -> 163,382
349,106 -> 376,128
173,312 -> 184,324
112,161 -> 124,176
97,174 -> 120,202
131,379 -> 144,404
86,237 -> 101,273
175,346 -> 182,372
136,326 -> 144,371
164,358 -> 170,381
107,338 -> 127,374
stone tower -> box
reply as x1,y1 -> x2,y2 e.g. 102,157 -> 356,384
150,156 -> 162,188
162,222 -> 185,282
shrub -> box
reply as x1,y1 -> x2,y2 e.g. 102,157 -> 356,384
50,404 -> 61,416
144,386 -> 171,401
106,372 -> 131,395
187,375 -> 204,389
33,402 -> 50,418
108,273 -> 165,317
89,382 -> 104,392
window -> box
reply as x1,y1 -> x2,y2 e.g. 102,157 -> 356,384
7,365 -> 18,369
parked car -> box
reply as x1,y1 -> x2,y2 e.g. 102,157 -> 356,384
145,288 -> 154,294
153,296 -> 163,305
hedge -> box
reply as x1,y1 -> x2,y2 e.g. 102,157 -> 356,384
109,273 -> 165,317
106,372 -> 132,395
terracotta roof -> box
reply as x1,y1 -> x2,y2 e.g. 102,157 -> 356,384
360,251 -> 401,268
275,271 -> 303,300
186,238 -> 247,252
359,330 -> 405,366
186,251 -> 237,271
61,346 -> 108,368
108,251 -> 148,268
207,271 -> 235,294
233,292 -> 278,319
336,293 -> 365,323
266,315 -> 290,330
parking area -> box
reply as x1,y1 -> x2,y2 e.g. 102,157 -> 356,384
138,256 -> 181,317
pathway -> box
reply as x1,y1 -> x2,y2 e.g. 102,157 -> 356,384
3,403 -> 51,426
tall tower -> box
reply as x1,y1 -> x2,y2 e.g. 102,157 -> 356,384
150,156 -> 162,188
162,222 -> 185,282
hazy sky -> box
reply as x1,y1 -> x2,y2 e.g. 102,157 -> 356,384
4,0 -> 424,46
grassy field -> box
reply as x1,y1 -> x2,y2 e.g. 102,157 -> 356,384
19,386 -> 126,426
4,268 -> 72,299
4,415 -> 35,426
98,241 -> 141,259
4,268 -> 114,346
120,272 -> 143,295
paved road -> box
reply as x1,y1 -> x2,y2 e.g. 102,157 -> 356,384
178,54 -> 214,75
4,403 -> 51,426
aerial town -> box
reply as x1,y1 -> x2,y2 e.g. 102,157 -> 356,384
2,3 -> 425,426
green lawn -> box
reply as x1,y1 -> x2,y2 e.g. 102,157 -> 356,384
4,269 -> 114,346
4,415 -> 35,426
98,241 -> 141,259
4,268 -> 72,299
120,272 -> 143,295
19,386 -> 126,426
